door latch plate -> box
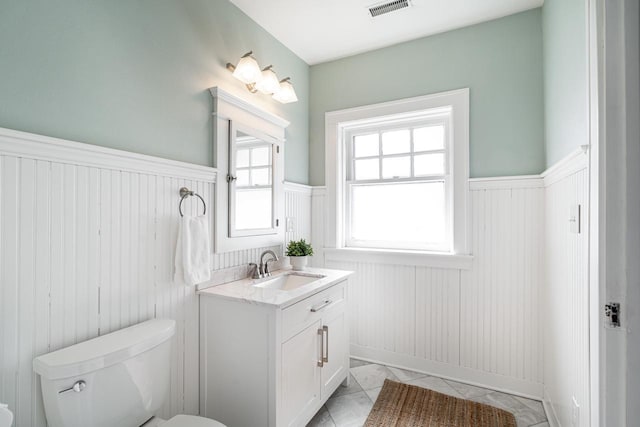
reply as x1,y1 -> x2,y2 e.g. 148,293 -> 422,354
605,302 -> 621,328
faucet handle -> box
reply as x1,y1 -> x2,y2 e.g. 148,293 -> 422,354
248,263 -> 260,279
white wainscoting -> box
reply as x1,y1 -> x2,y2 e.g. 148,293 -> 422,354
542,148 -> 590,427
283,182 -> 312,246
310,187 -> 326,267
0,128 -> 217,427
315,176 -> 546,398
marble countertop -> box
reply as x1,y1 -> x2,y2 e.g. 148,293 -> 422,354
197,267 -> 353,308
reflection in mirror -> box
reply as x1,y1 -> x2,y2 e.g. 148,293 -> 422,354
231,130 -> 274,234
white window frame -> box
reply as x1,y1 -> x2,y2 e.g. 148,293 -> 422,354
324,89 -> 471,267
344,113 -> 452,251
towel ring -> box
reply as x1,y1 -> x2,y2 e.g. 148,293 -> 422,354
179,187 -> 206,217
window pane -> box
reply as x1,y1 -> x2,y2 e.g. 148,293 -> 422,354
382,156 -> 410,179
350,182 -> 446,246
236,189 -> 272,230
236,169 -> 250,186
236,149 -> 250,168
414,126 -> 444,152
382,129 -> 410,155
354,134 -> 379,157
354,158 -> 379,180
252,146 -> 271,166
414,153 -> 445,176
251,167 -> 271,186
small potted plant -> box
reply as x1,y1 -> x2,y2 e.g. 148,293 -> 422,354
285,239 -> 314,271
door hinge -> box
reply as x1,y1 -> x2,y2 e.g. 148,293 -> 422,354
605,302 -> 621,328
276,146 -> 280,154
276,219 -> 279,227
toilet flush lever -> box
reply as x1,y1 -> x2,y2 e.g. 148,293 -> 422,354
59,380 -> 86,394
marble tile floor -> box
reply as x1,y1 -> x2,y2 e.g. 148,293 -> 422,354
307,358 -> 549,427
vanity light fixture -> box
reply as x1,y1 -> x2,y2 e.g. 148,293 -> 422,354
226,52 -> 298,104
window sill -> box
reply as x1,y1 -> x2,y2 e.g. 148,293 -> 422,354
323,247 -> 473,270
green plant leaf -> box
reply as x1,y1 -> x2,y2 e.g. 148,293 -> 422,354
285,239 -> 314,257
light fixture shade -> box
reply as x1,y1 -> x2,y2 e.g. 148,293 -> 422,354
255,67 -> 281,94
273,79 -> 298,104
232,55 -> 261,84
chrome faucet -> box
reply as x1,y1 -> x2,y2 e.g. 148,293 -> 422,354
258,250 -> 279,278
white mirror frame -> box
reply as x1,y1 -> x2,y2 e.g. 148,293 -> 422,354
210,87 -> 289,253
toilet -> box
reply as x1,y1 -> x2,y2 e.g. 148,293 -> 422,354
33,319 -> 225,427
0,403 -> 13,427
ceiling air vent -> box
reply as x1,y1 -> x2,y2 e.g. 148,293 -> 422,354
368,0 -> 411,18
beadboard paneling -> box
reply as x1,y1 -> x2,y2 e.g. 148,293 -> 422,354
460,186 -> 544,384
0,129 -> 216,427
310,187 -> 326,267
416,267 -> 461,365
318,178 -> 546,397
326,260 -> 416,355
284,182 -> 312,246
543,154 -> 590,427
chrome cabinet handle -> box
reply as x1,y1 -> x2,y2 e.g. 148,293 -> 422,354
317,328 -> 324,367
59,380 -> 86,394
322,325 -> 329,363
310,300 -> 332,312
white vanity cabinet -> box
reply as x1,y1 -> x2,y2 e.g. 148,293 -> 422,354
200,279 -> 349,427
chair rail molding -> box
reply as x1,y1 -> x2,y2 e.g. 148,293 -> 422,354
0,127 -> 217,182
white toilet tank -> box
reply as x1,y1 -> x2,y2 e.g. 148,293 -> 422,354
33,319 -> 175,427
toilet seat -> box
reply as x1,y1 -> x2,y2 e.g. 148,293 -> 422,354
163,415 -> 226,427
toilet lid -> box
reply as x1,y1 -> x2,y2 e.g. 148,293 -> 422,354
163,415 -> 226,427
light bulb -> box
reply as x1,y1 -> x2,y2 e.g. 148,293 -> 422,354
255,67 -> 281,94
232,54 -> 261,84
273,78 -> 298,104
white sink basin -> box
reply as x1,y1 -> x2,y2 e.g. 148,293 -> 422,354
253,272 -> 326,291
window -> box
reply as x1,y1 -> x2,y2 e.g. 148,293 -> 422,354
325,89 -> 469,257
345,116 -> 450,251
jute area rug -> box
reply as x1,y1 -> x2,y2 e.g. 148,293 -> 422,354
364,379 -> 517,427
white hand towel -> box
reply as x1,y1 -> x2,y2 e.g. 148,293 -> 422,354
174,215 -> 211,286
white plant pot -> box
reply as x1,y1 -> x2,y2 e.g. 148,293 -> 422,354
289,256 -> 308,271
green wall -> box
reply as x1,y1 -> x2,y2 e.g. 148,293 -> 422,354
0,0 -> 310,184
309,9 -> 544,185
542,0 -> 588,167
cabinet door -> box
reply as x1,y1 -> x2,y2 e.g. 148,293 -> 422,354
281,320 -> 322,427
320,302 -> 348,399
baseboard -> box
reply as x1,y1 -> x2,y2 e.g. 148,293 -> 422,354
351,344 -> 544,400
542,387 -> 561,427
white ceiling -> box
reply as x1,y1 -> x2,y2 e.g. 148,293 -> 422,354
229,0 -> 543,65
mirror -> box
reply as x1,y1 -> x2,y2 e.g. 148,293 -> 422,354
210,87 -> 289,253
229,126 -> 277,237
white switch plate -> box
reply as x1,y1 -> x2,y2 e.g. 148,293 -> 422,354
569,204 -> 581,234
